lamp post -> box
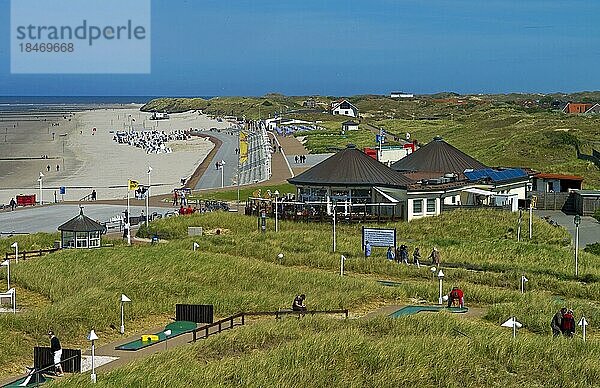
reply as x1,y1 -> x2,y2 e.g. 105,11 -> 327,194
11,242 -> 18,263
430,266 -> 437,280
38,172 -> 44,205
340,255 -> 346,276
520,275 -> 528,294
273,190 -> 280,232
437,269 -> 445,305
193,242 -> 199,251
219,160 -> 226,188
574,215 -> 581,277
120,294 -> 131,335
146,166 -> 152,225
87,329 -> 99,383
164,329 -> 172,350
332,200 -> 337,253
1,260 -> 9,290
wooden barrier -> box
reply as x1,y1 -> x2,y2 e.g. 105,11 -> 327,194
33,346 -> 82,373
191,309 -> 349,342
4,248 -> 60,262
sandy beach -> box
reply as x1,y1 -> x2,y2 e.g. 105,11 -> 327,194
0,107 -> 230,204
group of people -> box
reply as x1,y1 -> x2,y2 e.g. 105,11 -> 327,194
173,190 -> 189,206
294,155 -> 307,164
113,129 -> 192,154
178,205 -> 198,215
551,307 -> 576,337
383,245 -> 441,268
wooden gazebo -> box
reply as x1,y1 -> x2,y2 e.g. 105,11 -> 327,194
58,208 -> 104,248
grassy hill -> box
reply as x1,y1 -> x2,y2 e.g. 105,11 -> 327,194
1,209 -> 599,386
141,94 -> 600,187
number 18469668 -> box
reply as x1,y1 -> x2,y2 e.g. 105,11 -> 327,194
19,43 -> 74,52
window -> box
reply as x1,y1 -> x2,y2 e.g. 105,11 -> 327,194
76,232 -> 88,248
89,231 -> 101,248
427,198 -> 436,213
413,199 -> 423,214
452,196 -> 456,204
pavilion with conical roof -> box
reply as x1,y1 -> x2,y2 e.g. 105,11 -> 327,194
391,135 -> 487,174
58,207 -> 105,248
288,144 -> 412,203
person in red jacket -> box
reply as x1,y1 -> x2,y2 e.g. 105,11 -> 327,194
447,287 -> 464,308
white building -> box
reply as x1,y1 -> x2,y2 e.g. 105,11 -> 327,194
390,92 -> 414,99
331,100 -> 358,117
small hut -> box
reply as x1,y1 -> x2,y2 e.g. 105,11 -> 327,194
58,208 -> 105,248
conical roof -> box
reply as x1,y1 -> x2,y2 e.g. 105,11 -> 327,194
288,145 -> 412,188
58,208 -> 105,232
391,136 -> 487,173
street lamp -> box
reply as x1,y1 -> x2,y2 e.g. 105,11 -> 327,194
340,255 -> 346,276
1,260 -> 9,290
574,215 -> 581,276
11,242 -> 18,263
87,329 -> 99,383
520,275 -> 528,294
437,269 -> 445,305
219,160 -> 226,188
120,294 -> 131,335
273,190 -> 280,232
430,266 -> 437,280
38,172 -> 44,205
146,166 -> 152,225
164,329 -> 172,350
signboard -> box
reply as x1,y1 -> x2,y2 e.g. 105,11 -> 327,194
362,227 -> 396,249
59,186 -> 66,195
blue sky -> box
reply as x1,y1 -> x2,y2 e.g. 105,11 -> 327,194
1,0 -> 599,96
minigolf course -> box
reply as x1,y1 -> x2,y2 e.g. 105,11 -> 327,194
389,305 -> 468,318
115,321 -> 197,351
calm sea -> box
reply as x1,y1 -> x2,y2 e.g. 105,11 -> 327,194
0,96 -> 214,112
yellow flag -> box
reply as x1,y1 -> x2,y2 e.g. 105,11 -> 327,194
128,180 -> 139,191
239,131 -> 249,165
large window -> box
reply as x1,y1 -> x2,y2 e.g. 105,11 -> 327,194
413,199 -> 423,214
76,232 -> 88,248
427,198 -> 436,213
62,231 -> 75,248
89,231 -> 101,248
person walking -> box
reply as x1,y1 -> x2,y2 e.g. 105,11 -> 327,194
400,245 -> 409,265
428,247 -> 441,266
48,331 -> 64,376
551,307 -> 566,337
413,247 -> 421,268
9,197 -> 17,211
561,309 -> 575,338
386,246 -> 395,261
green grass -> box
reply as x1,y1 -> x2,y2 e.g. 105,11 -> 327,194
187,183 -> 295,202
143,95 -> 600,187
1,209 -> 598,386
54,315 -> 600,388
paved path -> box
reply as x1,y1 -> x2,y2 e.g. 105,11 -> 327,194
194,129 -> 239,190
537,210 -> 600,247
0,204 -> 167,235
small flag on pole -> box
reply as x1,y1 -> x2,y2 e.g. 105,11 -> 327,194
128,180 -> 139,191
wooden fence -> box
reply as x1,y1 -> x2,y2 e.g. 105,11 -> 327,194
191,309 -> 349,342
4,248 -> 60,261
529,191 -> 574,212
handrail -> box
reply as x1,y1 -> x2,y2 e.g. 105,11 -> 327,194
191,309 -> 349,342
5,353 -> 81,387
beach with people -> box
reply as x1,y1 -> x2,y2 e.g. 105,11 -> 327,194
0,106 -> 229,204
